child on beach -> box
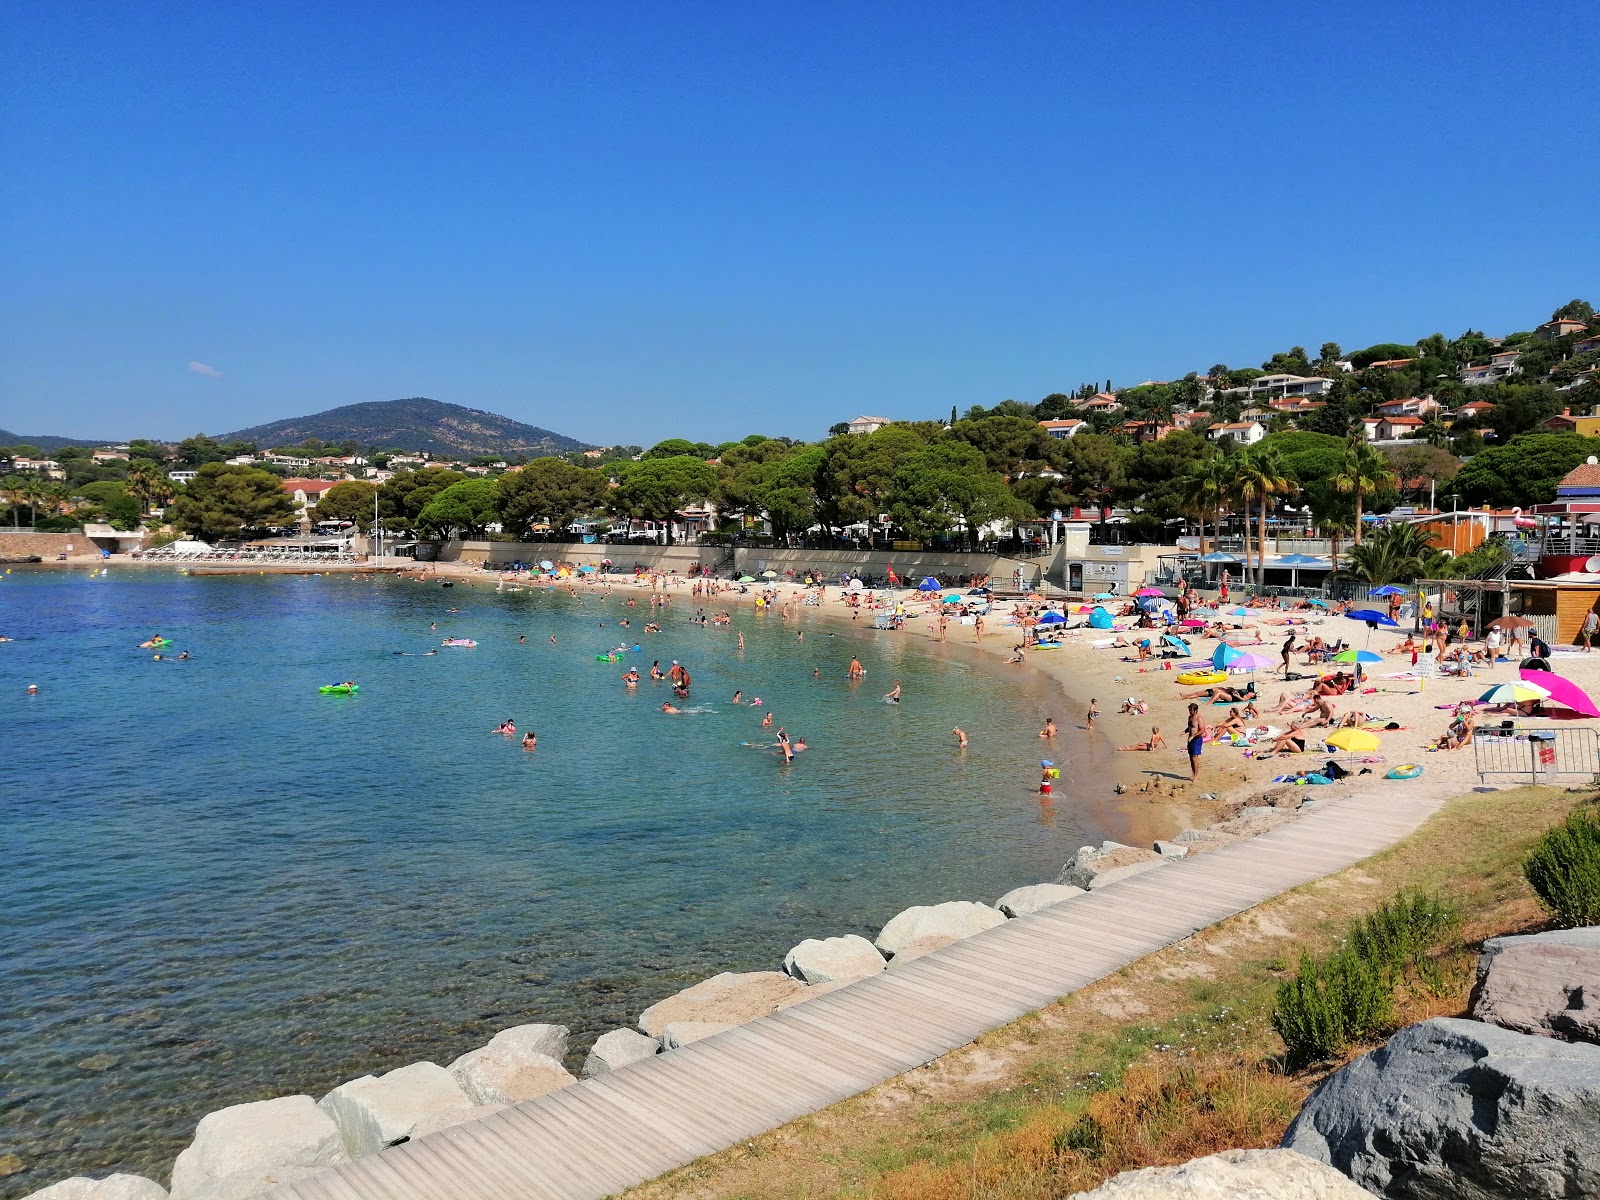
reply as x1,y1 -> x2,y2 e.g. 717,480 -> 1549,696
1086,699 -> 1100,729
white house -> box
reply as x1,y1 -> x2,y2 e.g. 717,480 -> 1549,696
1207,421 -> 1265,445
1461,351 -> 1521,385
1037,419 -> 1087,439
1223,373 -> 1334,402
846,415 -> 893,435
1078,392 -> 1122,414
167,470 -> 198,484
279,478 -> 342,518
1375,396 -> 1440,419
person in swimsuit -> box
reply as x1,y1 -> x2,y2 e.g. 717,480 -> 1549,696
952,728 -> 968,748
1086,698 -> 1100,729
660,701 -> 680,714
622,668 -> 639,686
1258,722 -> 1313,759
522,731 -> 537,750
1185,703 -> 1207,780
884,681 -> 901,703
1039,718 -> 1057,738
847,657 -> 865,679
761,711 -> 773,728
1118,727 -> 1166,751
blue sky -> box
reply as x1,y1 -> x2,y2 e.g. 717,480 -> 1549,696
2,2 -> 1596,447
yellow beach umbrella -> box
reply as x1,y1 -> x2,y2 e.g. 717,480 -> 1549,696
1325,728 -> 1381,752
1476,682 -> 1550,705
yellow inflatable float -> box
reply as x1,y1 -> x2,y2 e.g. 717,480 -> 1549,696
1176,670 -> 1228,686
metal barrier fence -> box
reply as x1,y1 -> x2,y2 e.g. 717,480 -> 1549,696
1474,724 -> 1600,785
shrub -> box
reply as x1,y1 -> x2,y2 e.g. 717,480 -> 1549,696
1271,892 -> 1457,1068
1524,807 -> 1600,928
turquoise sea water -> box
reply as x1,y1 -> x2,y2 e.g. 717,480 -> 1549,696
0,569 -> 1114,1193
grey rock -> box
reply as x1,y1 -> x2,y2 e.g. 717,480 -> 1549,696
1173,827 -> 1231,844
1283,1016 -> 1600,1198
659,1021 -> 735,1049
774,978 -> 855,1009
447,1024 -> 575,1105
169,1095 -> 347,1200
581,1028 -> 659,1077
885,934 -> 959,969
874,902 -> 1006,957
25,1176 -> 168,1200
407,1102 -> 506,1140
317,1062 -> 472,1158
1470,926 -> 1600,1044
995,883 -> 1085,917
1067,1148 -> 1368,1198
783,934 -> 886,984
1085,860 -> 1166,890
1153,841 -> 1190,859
1056,843 -> 1163,890
637,971 -> 804,1037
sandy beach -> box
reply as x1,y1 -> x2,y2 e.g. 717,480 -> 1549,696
398,558 -> 1600,848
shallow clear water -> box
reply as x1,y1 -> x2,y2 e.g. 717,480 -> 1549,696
0,569 -> 1114,1192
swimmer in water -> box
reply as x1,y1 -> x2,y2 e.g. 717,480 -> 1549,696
731,691 -> 743,704
737,632 -> 745,650
178,650 -> 190,659
793,737 -> 807,751
953,727 -> 968,748
549,634 -> 557,644
623,668 -> 640,686
847,657 -> 864,679
522,731 -> 537,750
1040,718 -> 1058,739
661,701 -> 680,714
761,711 -> 773,728
519,635 -> 525,644
884,681 -> 901,703
494,719 -> 516,735
651,661 -> 665,680
27,683 -> 38,694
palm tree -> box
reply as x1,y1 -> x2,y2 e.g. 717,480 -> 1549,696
1235,446 -> 1294,588
1341,522 -> 1442,584
1333,438 -> 1396,544
1306,487 -> 1356,574
1,474 -> 28,529
126,460 -> 173,517
1176,456 -> 1228,555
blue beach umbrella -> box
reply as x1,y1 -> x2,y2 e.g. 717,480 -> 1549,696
1306,598 -> 1330,608
1333,649 -> 1383,664
1199,551 -> 1239,563
1093,592 -> 1115,600
1036,611 -> 1066,625
1369,584 -> 1407,596
1279,553 -> 1323,565
1347,609 -> 1398,627
1163,634 -> 1191,654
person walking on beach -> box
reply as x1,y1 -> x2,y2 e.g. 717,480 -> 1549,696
1086,698 -> 1100,729
1185,702 -> 1208,781
1280,632 -> 1297,676
1583,609 -> 1598,652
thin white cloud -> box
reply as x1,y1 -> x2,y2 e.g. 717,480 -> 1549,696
188,360 -> 223,378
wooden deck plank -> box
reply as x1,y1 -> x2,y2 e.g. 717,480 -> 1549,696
266,789 -> 1443,1200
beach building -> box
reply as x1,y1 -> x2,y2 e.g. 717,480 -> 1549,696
1365,358 -> 1416,371
845,415 -> 893,435
10,457 -> 65,479
1375,397 -> 1440,419
167,470 -> 198,484
1374,415 -> 1426,441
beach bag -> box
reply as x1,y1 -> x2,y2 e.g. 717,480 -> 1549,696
1323,759 -> 1350,781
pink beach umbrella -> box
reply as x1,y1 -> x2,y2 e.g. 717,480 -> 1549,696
1230,652 -> 1275,671
1180,618 -> 1206,629
1521,669 -> 1600,717
1135,587 -> 1164,597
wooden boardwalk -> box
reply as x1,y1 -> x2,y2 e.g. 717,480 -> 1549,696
271,789 -> 1441,1200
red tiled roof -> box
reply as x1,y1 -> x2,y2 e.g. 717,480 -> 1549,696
1558,464 -> 1600,489
281,478 -> 342,493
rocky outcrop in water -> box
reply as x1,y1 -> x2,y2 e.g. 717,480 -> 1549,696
783,935 -> 886,983
874,901 -> 1006,958
24,1175 -> 168,1200
1282,1016 -> 1600,1198
1066,1148 -> 1369,1198
168,1095 -> 347,1200
637,971 -> 805,1037
317,1062 -> 472,1158
1469,926 -> 1600,1044
582,1028 -> 660,1076
995,883 -> 1085,917
447,1024 -> 576,1104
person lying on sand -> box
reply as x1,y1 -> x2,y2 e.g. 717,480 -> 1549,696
1118,727 -> 1166,751
1256,722 -> 1314,759
1180,684 -> 1256,703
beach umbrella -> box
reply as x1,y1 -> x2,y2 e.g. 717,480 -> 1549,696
1333,650 -> 1383,664
539,560 -> 554,570
1180,618 -> 1206,629
967,586 -> 991,595
1346,609 -> 1398,626
762,569 -> 778,578
738,575 -> 756,583
1199,551 -> 1238,563
1213,642 -> 1244,668
1476,681 -> 1551,705
1521,670 -> 1600,716
1279,553 -> 1323,565
1369,584 -> 1407,596
1488,615 -> 1536,631
577,565 -> 595,573
1163,634 -> 1191,654
1230,652 -> 1276,671
943,593 -> 962,604
1036,611 -> 1066,625
1135,587 -> 1164,597
1326,728 -> 1381,752
1093,592 -> 1115,600
918,577 -> 940,591
1230,606 -> 1252,616
1306,598 -> 1330,608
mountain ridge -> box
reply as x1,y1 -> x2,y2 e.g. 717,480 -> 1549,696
0,430 -> 115,452
219,398 -> 590,457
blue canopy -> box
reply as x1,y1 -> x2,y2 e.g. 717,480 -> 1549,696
1088,608 -> 1114,630
917,577 -> 940,591
1213,642 -> 1244,668
1163,634 -> 1191,653
1278,553 -> 1324,565
1036,611 -> 1066,625
1347,609 -> 1399,627
1369,584 -> 1407,596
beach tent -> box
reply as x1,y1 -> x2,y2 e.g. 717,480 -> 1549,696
1088,607 -> 1114,630
918,577 -> 940,591
1213,643 -> 1244,668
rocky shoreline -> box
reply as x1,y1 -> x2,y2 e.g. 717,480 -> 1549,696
22,780 -> 1329,1199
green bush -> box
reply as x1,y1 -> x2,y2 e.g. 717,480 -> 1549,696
1524,807 -> 1600,928
1272,892 -> 1457,1068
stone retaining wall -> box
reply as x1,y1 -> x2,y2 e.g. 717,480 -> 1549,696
0,531 -> 98,559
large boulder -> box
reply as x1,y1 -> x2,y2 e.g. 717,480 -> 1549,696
25,1176 -> 168,1200
447,1024 -> 576,1105
1469,926 -> 1600,1044
169,1095 -> 347,1200
783,935 -> 886,984
317,1062 -> 473,1158
874,902 -> 1006,958
637,971 -> 804,1037
1283,1016 -> 1600,1198
885,935 -> 958,969
1066,1148 -> 1368,1198
1055,842 -> 1164,891
407,1102 -> 506,1140
659,1021 -> 735,1049
995,883 -> 1085,917
581,1028 -> 659,1077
